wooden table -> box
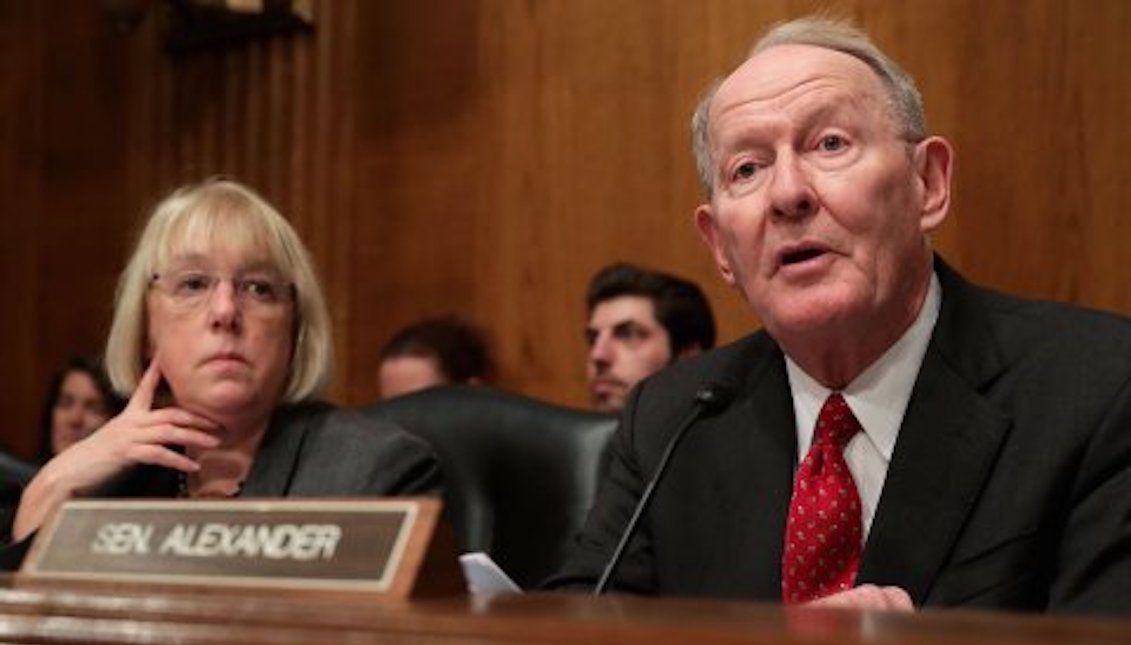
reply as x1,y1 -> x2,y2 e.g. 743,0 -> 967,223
0,577 -> 1127,644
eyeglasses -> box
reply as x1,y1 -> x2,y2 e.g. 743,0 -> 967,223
150,270 -> 295,313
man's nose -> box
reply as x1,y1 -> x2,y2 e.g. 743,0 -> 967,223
768,152 -> 818,219
588,335 -> 613,366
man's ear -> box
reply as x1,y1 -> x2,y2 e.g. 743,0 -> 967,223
914,136 -> 954,233
694,204 -> 736,286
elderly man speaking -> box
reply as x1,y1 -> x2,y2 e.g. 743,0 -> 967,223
551,17 -> 1131,615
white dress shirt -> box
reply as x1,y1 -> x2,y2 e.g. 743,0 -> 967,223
785,272 -> 941,538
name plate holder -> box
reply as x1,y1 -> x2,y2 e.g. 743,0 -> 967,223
17,497 -> 463,600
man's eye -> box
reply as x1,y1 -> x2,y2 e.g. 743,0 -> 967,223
819,134 -> 846,152
733,162 -> 758,180
614,326 -> 648,342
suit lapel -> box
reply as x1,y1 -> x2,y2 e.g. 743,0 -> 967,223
705,335 -> 798,596
745,353 -> 801,595
857,260 -> 1011,603
240,405 -> 309,497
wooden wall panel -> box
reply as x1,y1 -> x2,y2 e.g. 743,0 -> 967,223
0,1 -> 47,458
0,0 -> 138,458
2,0 -> 1131,458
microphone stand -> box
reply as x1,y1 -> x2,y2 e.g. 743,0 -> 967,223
593,385 -> 732,595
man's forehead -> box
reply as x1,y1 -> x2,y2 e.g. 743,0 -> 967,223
712,44 -> 884,118
589,295 -> 661,328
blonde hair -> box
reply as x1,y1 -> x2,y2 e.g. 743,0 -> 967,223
104,179 -> 333,401
691,16 -> 926,198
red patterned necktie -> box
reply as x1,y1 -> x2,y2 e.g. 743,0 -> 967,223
781,392 -> 863,603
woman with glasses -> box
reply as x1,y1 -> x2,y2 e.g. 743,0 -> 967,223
4,179 -> 441,554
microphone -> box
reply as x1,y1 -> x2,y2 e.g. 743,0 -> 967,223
593,382 -> 736,595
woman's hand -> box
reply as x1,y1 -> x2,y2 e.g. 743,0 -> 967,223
12,359 -> 220,541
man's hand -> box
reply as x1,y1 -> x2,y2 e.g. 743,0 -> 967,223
806,584 -> 915,611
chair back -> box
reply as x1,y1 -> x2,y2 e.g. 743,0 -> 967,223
361,385 -> 617,589
0,451 -> 36,488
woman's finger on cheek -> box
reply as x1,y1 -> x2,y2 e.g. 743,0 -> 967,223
129,357 -> 163,412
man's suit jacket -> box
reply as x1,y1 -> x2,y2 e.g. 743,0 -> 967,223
551,260 -> 1131,615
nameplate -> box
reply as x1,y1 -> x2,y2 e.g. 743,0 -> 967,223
19,498 -> 461,597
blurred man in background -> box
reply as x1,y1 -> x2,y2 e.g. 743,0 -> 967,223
585,263 -> 716,413
378,316 -> 495,400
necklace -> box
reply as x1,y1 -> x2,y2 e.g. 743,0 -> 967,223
177,471 -> 243,498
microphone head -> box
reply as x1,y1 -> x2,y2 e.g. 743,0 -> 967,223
694,383 -> 736,414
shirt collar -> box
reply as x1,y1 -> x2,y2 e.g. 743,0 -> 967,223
786,271 -> 942,460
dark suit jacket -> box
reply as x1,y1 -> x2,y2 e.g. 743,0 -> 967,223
0,402 -> 441,569
550,260 -> 1131,615
101,402 -> 443,498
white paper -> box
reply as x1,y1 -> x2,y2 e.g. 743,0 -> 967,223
459,551 -> 523,594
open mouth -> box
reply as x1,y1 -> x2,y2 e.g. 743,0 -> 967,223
781,247 -> 826,266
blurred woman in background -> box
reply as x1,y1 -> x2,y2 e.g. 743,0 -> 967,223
38,356 -> 125,461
